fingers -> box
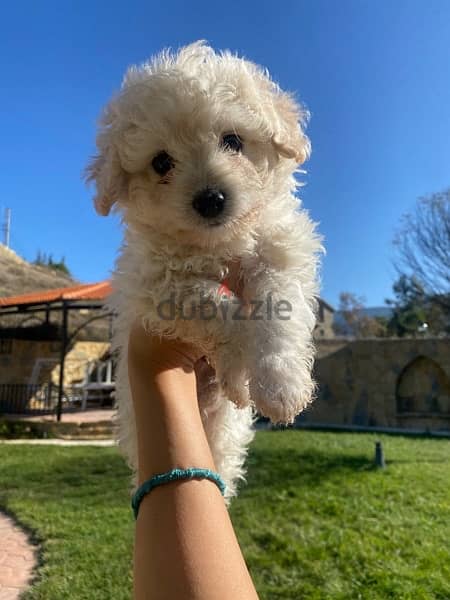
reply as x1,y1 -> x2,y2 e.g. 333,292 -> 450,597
128,318 -> 203,374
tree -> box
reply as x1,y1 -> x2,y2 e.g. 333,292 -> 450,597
393,189 -> 450,310
334,292 -> 388,338
386,275 -> 427,337
386,275 -> 449,336
34,251 -> 71,276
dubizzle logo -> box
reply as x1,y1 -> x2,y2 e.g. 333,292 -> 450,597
156,291 -> 292,321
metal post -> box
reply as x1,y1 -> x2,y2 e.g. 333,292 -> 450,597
56,302 -> 68,422
375,441 -> 385,468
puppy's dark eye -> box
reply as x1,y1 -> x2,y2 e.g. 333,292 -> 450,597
220,133 -> 243,153
151,151 -> 175,176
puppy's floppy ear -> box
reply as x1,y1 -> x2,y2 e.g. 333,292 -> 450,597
271,93 -> 311,165
84,120 -> 127,217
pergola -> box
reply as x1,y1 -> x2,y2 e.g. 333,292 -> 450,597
0,281 -> 113,420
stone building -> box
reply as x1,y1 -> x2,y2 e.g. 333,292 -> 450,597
301,337 -> 450,432
314,298 -> 335,339
0,337 -> 110,387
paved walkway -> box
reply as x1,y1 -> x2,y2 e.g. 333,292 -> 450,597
0,438 -> 117,598
0,513 -> 37,599
9,408 -> 116,424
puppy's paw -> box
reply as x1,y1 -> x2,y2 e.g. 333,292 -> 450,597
249,354 -> 315,424
215,345 -> 250,409
219,374 -> 250,409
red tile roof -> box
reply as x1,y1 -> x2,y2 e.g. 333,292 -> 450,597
0,281 -> 112,307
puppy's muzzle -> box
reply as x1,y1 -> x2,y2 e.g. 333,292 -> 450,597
192,188 -> 226,220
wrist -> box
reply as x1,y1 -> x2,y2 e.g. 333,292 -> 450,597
132,372 -> 216,484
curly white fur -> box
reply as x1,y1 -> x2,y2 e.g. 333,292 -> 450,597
86,41 -> 322,500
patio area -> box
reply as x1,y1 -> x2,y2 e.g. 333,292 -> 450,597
7,407 -> 116,424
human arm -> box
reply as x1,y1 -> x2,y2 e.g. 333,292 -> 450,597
128,322 -> 259,600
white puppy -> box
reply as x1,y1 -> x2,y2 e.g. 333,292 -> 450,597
86,42 -> 322,499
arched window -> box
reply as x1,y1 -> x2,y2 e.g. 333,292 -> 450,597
396,356 -> 450,414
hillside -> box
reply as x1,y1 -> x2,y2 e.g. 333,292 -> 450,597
0,244 -> 76,298
0,244 -> 110,342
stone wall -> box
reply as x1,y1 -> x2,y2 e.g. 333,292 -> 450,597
0,339 -> 109,386
313,300 -> 335,339
300,337 -> 450,431
2,334 -> 450,433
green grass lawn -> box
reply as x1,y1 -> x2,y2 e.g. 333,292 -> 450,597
1,431 -> 449,599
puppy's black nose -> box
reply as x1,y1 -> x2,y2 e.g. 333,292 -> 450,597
192,188 -> 226,219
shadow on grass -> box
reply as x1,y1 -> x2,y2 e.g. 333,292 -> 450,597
245,448 -> 376,491
292,425 -> 450,442
388,457 -> 450,464
0,443 -> 377,509
0,447 -> 130,508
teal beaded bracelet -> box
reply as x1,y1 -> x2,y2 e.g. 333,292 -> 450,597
132,467 -> 226,519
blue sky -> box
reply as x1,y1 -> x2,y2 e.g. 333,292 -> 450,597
1,0 -> 449,307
